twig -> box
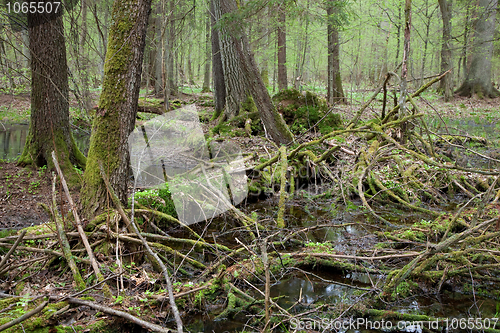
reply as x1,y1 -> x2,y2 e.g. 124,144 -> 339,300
261,239 -> 271,332
66,298 -> 171,333
51,151 -> 112,298
0,300 -> 48,332
99,164 -> 183,333
55,273 -> 120,302
0,229 -> 26,271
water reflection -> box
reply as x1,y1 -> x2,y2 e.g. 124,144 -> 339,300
0,123 -> 90,161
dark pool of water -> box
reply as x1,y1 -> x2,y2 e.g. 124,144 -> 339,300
0,123 -> 90,161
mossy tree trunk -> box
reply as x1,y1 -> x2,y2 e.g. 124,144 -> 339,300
326,1 -> 345,105
18,2 -> 86,185
455,0 -> 500,98
81,0 -> 152,219
213,0 -> 293,145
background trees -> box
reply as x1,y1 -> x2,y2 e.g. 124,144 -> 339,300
455,0 -> 500,98
3,0 -> 500,103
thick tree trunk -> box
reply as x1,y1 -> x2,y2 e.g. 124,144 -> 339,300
210,0 -> 226,118
438,0 -> 452,101
326,2 -> 345,104
202,9 -> 211,93
213,0 -> 293,144
18,2 -> 86,185
81,0 -> 152,218
277,2 -> 287,91
213,0 -> 247,119
456,0 -> 500,98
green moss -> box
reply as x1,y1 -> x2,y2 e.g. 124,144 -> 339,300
132,185 -> 177,218
392,280 -> 419,299
23,223 -> 56,236
273,89 -> 342,135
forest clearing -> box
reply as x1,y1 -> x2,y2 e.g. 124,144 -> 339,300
2,0 -> 500,332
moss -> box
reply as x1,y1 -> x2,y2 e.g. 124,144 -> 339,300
392,280 -> 419,299
81,0 -> 142,219
132,186 -> 177,219
272,89 -> 343,135
22,223 -> 56,236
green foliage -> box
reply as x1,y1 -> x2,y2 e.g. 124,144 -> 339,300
132,184 -> 177,218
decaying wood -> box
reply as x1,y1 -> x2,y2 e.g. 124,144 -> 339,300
99,164 -> 184,333
0,229 -> 26,272
0,300 -> 48,332
66,297 -> 171,333
52,151 -> 112,298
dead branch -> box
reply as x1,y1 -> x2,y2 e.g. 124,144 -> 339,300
0,300 -> 48,332
51,174 -> 86,291
99,164 -> 184,333
66,297 -> 171,333
51,151 -> 112,298
0,229 -> 26,272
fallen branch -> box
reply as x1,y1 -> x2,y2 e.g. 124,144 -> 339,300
66,297 -> 171,333
0,229 -> 26,272
51,174 -> 86,291
0,300 -> 48,332
99,164 -> 183,333
52,151 -> 112,298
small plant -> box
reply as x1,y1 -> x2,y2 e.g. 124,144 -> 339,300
73,165 -> 83,175
38,165 -> 47,177
113,295 -> 124,305
28,180 -> 40,194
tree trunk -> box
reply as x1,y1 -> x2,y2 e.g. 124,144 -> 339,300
213,0 -> 293,144
456,0 -> 500,98
211,0 -> 226,118
212,0 -> 247,119
277,2 -> 287,91
18,2 -> 86,185
154,3 -> 163,96
438,0 -> 452,101
81,0 -> 152,218
202,8 -> 211,93
326,1 -> 345,104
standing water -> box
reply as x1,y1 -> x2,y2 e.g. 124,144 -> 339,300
0,123 -> 90,161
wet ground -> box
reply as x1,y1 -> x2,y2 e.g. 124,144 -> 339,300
2,114 -> 500,331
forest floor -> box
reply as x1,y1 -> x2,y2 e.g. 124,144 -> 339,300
1,87 -> 500,229
2,87 -> 500,332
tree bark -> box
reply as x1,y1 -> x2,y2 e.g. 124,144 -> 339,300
213,0 -> 293,144
326,1 -> 345,104
18,1 -> 86,185
202,8 -> 211,93
456,0 -> 500,98
81,0 -> 152,219
277,2 -> 287,91
211,0 -> 227,118
438,0 -> 453,101
212,0 -> 247,119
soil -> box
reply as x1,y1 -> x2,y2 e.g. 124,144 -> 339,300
0,162 -> 52,229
